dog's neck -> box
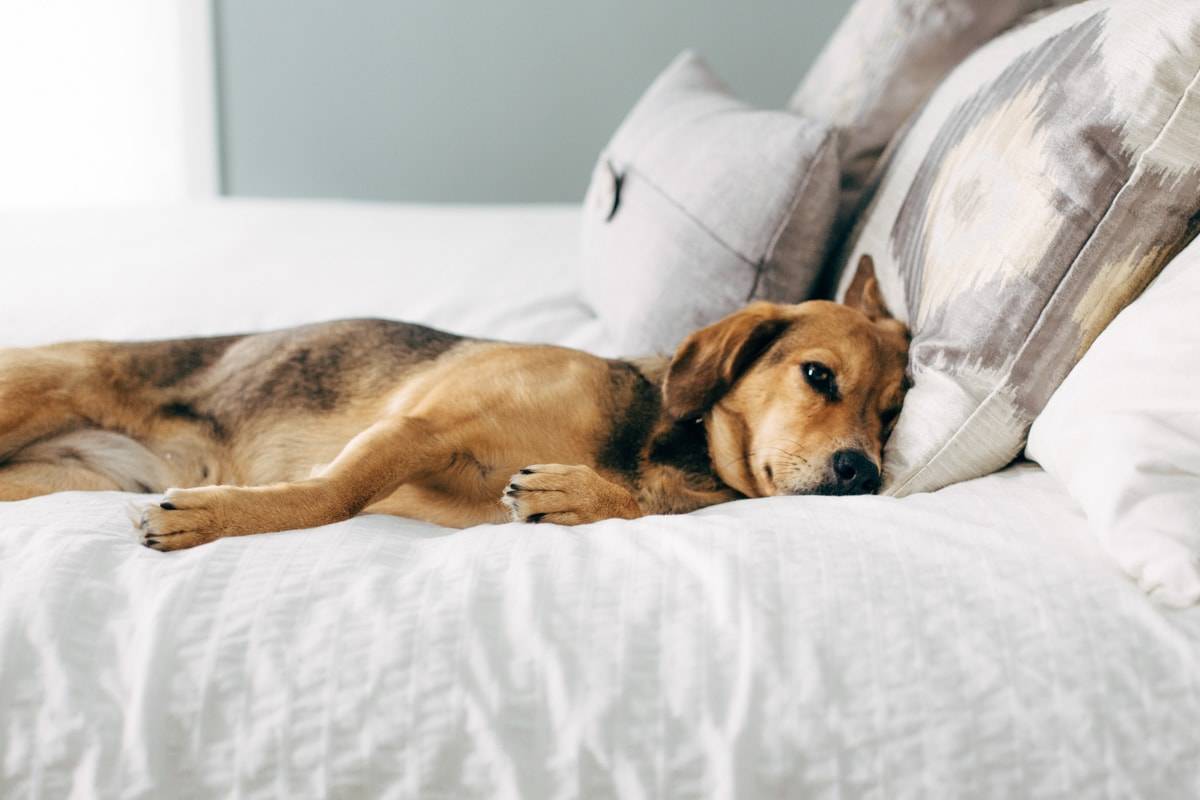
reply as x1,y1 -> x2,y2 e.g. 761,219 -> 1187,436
626,354 -> 670,386
646,415 -> 713,477
627,356 -> 738,497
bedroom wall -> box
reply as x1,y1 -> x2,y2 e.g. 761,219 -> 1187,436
215,1 -> 851,203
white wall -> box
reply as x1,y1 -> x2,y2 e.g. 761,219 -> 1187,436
0,0 -> 217,207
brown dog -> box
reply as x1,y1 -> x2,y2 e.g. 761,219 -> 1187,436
0,256 -> 908,550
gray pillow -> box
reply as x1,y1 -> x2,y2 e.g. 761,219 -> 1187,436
790,0 -> 1072,228
580,51 -> 839,355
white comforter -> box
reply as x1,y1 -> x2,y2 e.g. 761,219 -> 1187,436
0,200 -> 607,353
2,201 -> 1199,798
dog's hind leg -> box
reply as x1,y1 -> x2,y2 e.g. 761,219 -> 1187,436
0,461 -> 127,501
0,338 -> 219,458
0,346 -> 92,460
137,416 -> 447,550
0,429 -> 174,502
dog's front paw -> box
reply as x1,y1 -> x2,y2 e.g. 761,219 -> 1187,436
137,487 -> 226,551
501,464 -> 640,525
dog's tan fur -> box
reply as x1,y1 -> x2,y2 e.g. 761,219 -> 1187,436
0,256 -> 907,550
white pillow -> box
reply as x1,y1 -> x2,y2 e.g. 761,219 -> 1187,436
1027,237 -> 1200,608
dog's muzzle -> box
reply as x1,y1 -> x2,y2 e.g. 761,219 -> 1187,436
809,449 -> 881,496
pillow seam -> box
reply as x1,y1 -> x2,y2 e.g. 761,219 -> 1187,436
753,126 -> 839,301
621,163 -> 758,268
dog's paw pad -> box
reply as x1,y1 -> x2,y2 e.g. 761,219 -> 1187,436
501,464 -> 636,525
136,489 -> 221,551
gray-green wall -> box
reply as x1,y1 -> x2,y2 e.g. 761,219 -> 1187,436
215,1 -> 850,203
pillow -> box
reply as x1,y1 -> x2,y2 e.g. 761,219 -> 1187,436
1027,238 -> 1200,608
580,51 -> 839,355
789,0 -> 1070,226
834,0 -> 1200,496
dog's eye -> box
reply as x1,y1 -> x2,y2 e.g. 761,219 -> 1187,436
802,362 -> 838,399
881,406 -> 900,430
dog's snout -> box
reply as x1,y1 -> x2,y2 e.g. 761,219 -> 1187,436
831,449 -> 881,495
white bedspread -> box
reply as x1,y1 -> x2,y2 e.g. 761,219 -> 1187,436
0,200 -> 610,354
2,466 -> 1198,798
2,201 -> 1199,798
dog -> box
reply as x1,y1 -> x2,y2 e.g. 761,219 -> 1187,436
0,255 -> 908,550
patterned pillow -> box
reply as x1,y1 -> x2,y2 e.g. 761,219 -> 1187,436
790,0 -> 1069,228
580,52 -> 840,355
836,0 -> 1200,496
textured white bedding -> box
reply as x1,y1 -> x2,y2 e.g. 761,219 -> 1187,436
2,201 -> 1199,797
2,466 -> 1198,798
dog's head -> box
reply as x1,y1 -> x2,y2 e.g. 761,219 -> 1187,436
663,255 -> 910,497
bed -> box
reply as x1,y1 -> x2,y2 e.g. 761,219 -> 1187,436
2,201 -> 1199,798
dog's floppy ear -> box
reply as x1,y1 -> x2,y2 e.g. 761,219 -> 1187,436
663,302 -> 793,420
844,254 -> 893,322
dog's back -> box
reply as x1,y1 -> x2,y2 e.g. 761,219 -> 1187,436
0,320 -> 469,497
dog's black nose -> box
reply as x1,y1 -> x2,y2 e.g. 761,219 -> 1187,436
831,449 -> 881,495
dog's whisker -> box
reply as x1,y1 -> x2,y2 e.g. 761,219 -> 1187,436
718,446 -> 813,474
772,439 -> 816,466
